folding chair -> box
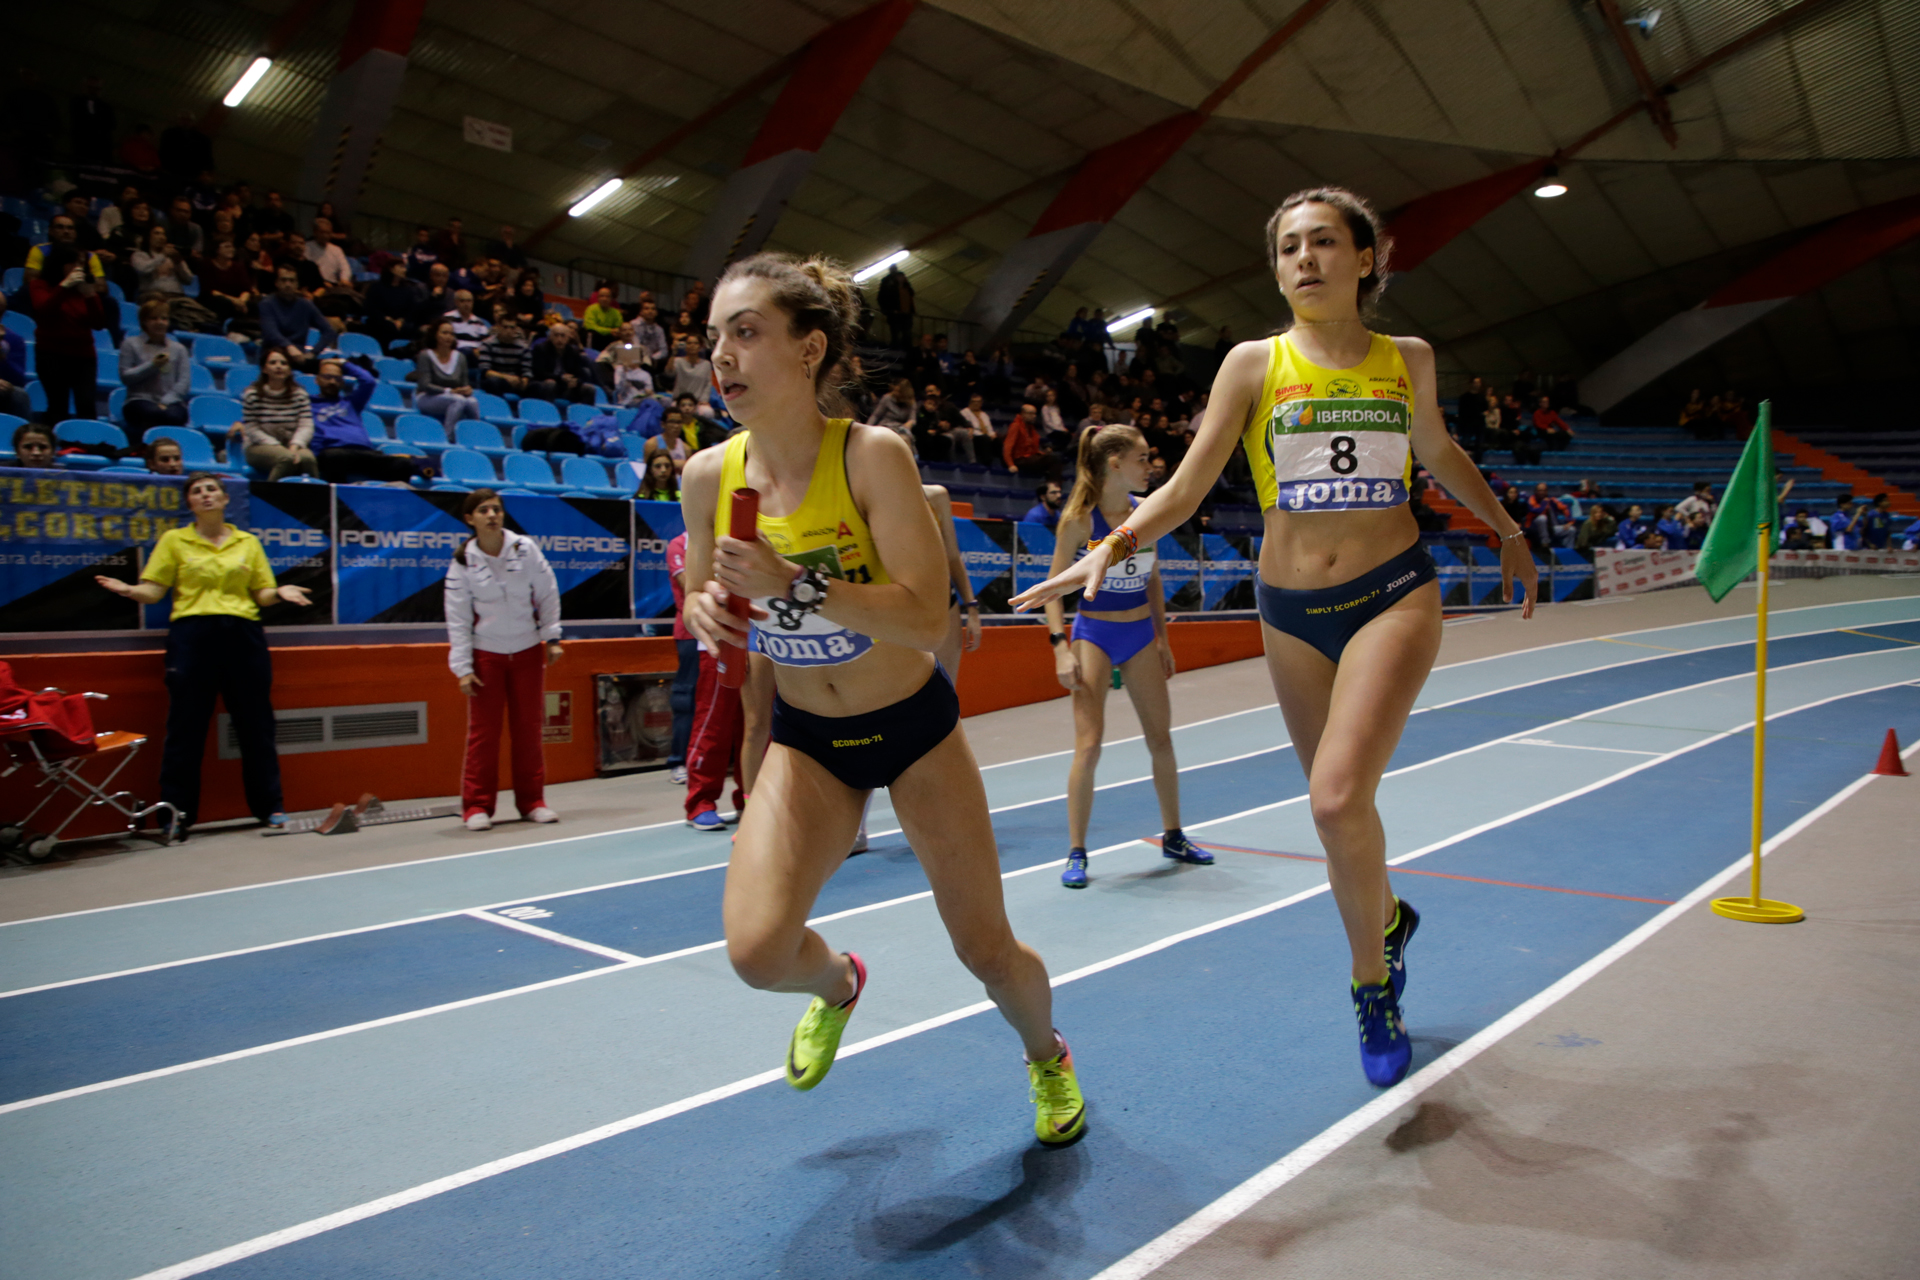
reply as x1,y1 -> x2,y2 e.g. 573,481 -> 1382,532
0,662 -> 178,859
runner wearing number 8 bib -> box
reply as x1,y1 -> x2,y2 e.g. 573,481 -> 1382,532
1012,188 -> 1537,1090
1042,424 -> 1202,889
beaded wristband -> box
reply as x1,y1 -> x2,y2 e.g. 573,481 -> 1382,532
1087,525 -> 1140,559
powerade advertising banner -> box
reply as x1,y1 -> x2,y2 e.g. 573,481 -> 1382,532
1200,534 -> 1256,610
1,470 -> 214,631
1158,533 -> 1203,611
632,499 -> 685,622
154,480 -> 333,628
334,487 -> 633,624
1014,521 -> 1055,596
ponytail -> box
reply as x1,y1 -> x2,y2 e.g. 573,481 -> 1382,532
1061,423 -> 1146,524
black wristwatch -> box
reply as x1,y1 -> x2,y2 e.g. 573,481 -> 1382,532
787,565 -> 830,614
1049,631 -> 1069,647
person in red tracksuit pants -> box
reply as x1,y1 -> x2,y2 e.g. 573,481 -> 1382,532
684,642 -> 746,832
445,488 -> 563,831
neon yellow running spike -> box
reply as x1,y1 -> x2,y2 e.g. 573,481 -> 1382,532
1027,1034 -> 1088,1145
785,952 -> 865,1091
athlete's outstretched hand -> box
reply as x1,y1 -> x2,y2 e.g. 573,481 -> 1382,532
1011,542 -> 1111,612
1501,536 -> 1540,619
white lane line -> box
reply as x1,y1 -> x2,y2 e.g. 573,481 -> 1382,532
111,691 -> 1920,1280
1087,756 -> 1912,1280
19,597 -> 1911,932
0,860 -> 731,1001
11,634 -> 1910,1001
466,911 -> 644,964
1511,738 -> 1665,756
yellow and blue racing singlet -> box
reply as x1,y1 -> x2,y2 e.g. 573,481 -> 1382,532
715,418 -> 889,667
1241,331 -> 1414,513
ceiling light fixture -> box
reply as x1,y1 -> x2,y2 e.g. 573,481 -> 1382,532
1626,8 -> 1661,37
221,57 -> 272,109
853,250 -> 909,283
1533,163 -> 1568,198
568,179 -> 624,218
1109,306 -> 1156,333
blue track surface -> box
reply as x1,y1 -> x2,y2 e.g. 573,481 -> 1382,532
195,683 -> 1920,1280
7,620 -> 1913,1112
0,915 -> 617,1105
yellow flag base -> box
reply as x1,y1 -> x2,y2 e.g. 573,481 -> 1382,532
1710,896 -> 1805,924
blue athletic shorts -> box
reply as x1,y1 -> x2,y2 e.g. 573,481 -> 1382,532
1256,541 -> 1436,664
1071,613 -> 1158,667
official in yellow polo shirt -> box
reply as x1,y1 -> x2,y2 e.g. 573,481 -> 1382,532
95,472 -> 312,838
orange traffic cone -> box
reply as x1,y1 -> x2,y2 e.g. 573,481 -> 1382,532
1872,729 -> 1909,777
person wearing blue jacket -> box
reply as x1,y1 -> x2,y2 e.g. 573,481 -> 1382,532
312,355 -> 422,485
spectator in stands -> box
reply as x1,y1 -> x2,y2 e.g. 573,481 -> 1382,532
120,300 -> 192,434
1481,392 -> 1505,451
875,263 -> 913,348
1780,510 -> 1817,551
8,422 -> 58,469
1720,390 -> 1749,436
130,225 -> 194,298
1682,509 -> 1710,550
1455,375 -> 1486,440
304,218 -> 359,316
680,278 -> 709,328
1576,503 -> 1617,555
582,286 -> 623,349
415,319 -> 482,437
145,437 -> 184,475
26,211 -> 106,283
1024,481 -> 1063,529
475,317 -> 534,397
0,293 -> 29,419
1511,399 -> 1543,466
235,349 -> 318,479
914,385 -> 957,461
251,190 -> 293,246
431,217 -> 469,272
637,453 -> 680,502
1858,494 -> 1895,550
1499,484 -> 1531,533
1678,388 -> 1707,436
360,256 -> 419,350
1567,477 -> 1602,506
632,300 -> 669,371
668,308 -> 699,351
1533,394 -> 1573,451
307,356 -> 413,484
444,487 -> 562,831
645,411 -> 691,474
157,197 -> 203,258
531,320 -> 594,404
1038,388 -> 1068,447
598,324 -> 655,405
104,198 -> 155,274
27,243 -> 107,422
507,273 -> 546,329
443,290 -> 490,352
95,471 -> 312,837
1651,504 -> 1686,550
241,232 -> 278,298
413,262 -> 455,339
472,257 -> 510,314
954,391 -> 994,464
1528,482 -> 1572,551
404,226 -> 440,279
486,225 -> 526,274
260,265 -> 331,372
668,338 -> 712,401
1614,504 -> 1647,549
1004,403 -> 1047,476
906,333 -> 942,392
1675,481 -> 1715,522
198,239 -> 256,326
869,378 -> 916,447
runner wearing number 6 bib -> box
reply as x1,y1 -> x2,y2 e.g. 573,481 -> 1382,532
1012,188 -> 1537,1091
1043,424 -> 1203,890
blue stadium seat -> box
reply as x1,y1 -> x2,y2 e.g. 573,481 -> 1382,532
93,327 -> 116,351
589,384 -> 608,405
96,464 -> 151,475
454,420 -> 511,457
119,300 -> 140,331
560,455 -> 625,499
103,280 -> 125,302
276,475 -> 327,484
494,487 -> 540,497
518,399 -> 562,426
294,373 -> 319,395
2,311 -> 32,338
502,451 -> 567,494
439,448 -> 497,489
394,414 -> 449,451
621,434 -> 650,461
566,403 -> 601,426
374,357 -> 412,384
475,390 -> 522,427
188,395 -> 244,443
337,333 -> 381,359
377,441 -> 425,457
143,426 -> 236,471
193,335 -> 245,368
107,387 -> 127,424
54,419 -> 127,469
367,381 -> 405,419
20,341 -> 34,376
27,382 -> 46,416
189,363 -> 218,394
1,267 -> 21,293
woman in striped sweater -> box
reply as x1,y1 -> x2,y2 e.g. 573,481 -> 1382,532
232,348 -> 318,479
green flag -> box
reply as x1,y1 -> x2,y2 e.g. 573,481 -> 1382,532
1696,400 -> 1779,602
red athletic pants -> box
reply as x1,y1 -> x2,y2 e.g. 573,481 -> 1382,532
685,649 -> 744,818
462,644 -> 547,818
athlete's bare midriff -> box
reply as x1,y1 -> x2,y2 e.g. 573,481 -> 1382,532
770,639 -> 937,719
1080,603 -> 1153,623
1258,504 -> 1420,591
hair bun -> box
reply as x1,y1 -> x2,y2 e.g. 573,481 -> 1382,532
800,256 -> 861,332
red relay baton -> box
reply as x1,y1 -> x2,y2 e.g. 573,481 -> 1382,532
716,487 -> 760,689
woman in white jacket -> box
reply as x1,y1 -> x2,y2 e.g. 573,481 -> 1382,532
445,488 -> 564,831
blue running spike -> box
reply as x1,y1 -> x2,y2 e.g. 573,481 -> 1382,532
1061,849 -> 1089,889
1352,978 -> 1412,1087
1384,898 -> 1420,1001
1160,831 -> 1213,865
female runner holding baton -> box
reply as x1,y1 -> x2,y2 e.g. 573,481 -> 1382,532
682,253 -> 1088,1145
1014,187 -> 1536,1088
